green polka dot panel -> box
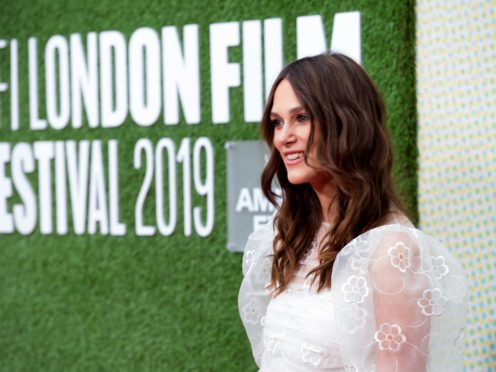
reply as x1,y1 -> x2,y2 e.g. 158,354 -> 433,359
416,1 -> 496,370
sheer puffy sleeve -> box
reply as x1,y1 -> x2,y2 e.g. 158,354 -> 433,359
331,225 -> 468,372
238,217 -> 275,367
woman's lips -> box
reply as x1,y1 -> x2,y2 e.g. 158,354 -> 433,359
284,152 -> 305,166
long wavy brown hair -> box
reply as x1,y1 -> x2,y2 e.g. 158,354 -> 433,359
261,53 -> 408,293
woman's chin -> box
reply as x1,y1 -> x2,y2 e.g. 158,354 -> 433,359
287,175 -> 307,185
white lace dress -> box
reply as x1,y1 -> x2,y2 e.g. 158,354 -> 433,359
238,220 -> 468,371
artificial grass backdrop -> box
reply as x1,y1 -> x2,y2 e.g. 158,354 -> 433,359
0,0 -> 416,371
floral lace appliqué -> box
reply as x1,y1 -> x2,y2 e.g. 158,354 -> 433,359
341,275 -> 369,304
417,288 -> 447,316
374,323 -> 407,352
432,255 -> 450,279
244,249 -> 255,271
350,238 -> 369,273
343,304 -> 367,333
256,256 -> 272,285
242,298 -> 261,324
301,343 -> 327,366
265,337 -> 279,354
387,242 -> 412,272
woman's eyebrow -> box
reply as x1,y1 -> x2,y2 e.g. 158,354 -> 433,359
289,106 -> 305,114
270,106 -> 305,116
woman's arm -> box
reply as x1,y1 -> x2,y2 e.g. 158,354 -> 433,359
331,226 -> 467,372
370,233 -> 429,371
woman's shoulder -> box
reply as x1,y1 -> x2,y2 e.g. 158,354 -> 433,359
331,221 -> 468,371
333,220 -> 468,304
341,212 -> 450,255
337,221 -> 466,273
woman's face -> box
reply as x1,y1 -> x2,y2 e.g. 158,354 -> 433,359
271,79 -> 328,189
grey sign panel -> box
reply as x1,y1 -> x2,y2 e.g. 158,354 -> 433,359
226,140 -> 276,252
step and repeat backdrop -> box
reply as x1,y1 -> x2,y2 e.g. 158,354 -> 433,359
416,0 -> 495,370
1,0 -> 491,370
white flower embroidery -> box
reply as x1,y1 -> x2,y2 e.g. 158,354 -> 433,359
350,239 -> 369,273
387,242 -> 412,272
244,249 -> 255,271
344,304 -> 367,333
374,323 -> 407,352
256,256 -> 272,284
432,255 -> 449,279
417,288 -> 447,316
260,316 -> 266,326
265,337 -> 279,354
301,343 -> 327,366
350,256 -> 368,273
344,365 -> 358,372
341,275 -> 369,304
242,298 -> 260,324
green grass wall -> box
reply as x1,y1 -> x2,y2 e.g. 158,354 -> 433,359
0,0 -> 416,371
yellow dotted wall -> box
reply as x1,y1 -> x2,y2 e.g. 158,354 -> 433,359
416,0 -> 495,370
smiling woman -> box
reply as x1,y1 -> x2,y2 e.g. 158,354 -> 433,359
238,53 -> 468,371
270,79 -> 327,189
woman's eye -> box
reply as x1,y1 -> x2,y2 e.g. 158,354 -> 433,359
271,119 -> 283,128
297,114 -> 312,122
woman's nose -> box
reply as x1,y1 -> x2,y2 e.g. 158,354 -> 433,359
276,123 -> 295,146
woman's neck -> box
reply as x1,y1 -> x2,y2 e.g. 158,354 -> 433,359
311,181 -> 337,225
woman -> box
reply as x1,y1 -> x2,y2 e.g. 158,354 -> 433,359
238,53 -> 467,371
